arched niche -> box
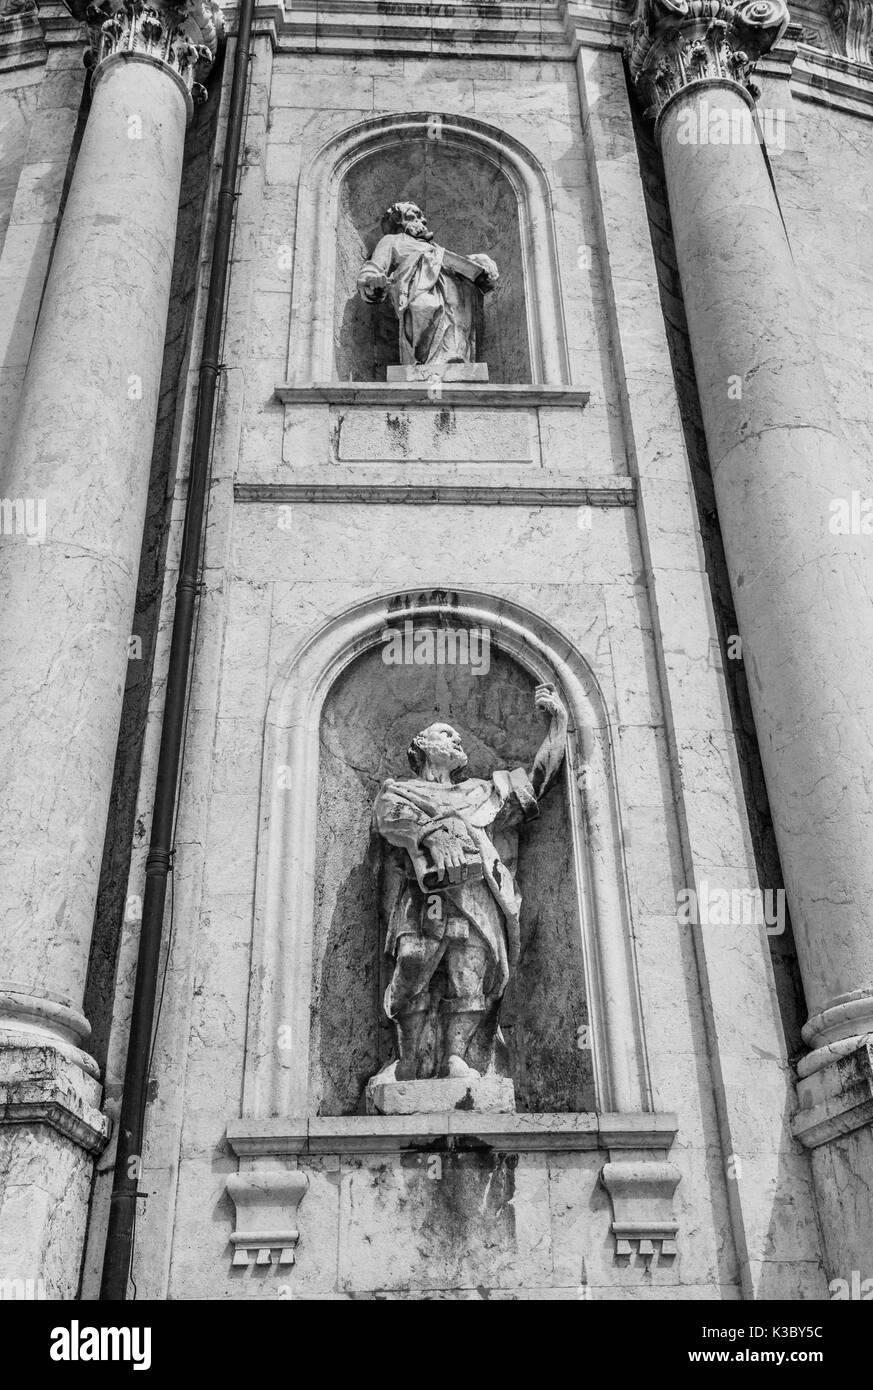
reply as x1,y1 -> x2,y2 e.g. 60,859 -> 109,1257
287,114 -> 570,386
311,637 -> 593,1115
242,590 -> 652,1124
334,140 -> 530,383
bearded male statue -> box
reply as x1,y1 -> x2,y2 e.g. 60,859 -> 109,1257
356,201 -> 499,376
370,685 -> 568,1088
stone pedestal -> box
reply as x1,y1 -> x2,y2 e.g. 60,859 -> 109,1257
0,0 -> 218,1294
386,363 -> 489,382
366,1074 -> 516,1116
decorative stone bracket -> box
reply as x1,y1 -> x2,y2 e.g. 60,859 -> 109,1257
225,1170 -> 309,1269
600,1157 -> 681,1259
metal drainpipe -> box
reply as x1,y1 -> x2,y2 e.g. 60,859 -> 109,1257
100,0 -> 256,1300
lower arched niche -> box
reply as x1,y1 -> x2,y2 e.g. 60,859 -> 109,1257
309,635 -> 594,1116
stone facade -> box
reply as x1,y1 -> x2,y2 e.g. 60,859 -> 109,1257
0,0 -> 871,1301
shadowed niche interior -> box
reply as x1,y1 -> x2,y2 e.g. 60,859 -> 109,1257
334,137 -> 531,383
310,632 -> 594,1115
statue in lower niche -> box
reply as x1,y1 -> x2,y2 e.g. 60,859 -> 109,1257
370,685 -> 567,1091
356,201 -> 499,378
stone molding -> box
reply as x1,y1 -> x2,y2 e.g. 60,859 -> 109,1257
82,0 -> 222,106
240,589 -> 652,1124
0,1044 -> 110,1155
0,0 -> 44,67
798,989 -> 873,1077
275,383 -> 590,409
626,0 -> 791,122
286,113 -> 571,388
0,2 -> 83,74
227,1112 -> 679,1156
0,986 -> 100,1079
274,0 -> 571,60
234,479 -> 635,507
226,1171 -> 308,1268
793,1036 -> 873,1148
788,42 -> 873,111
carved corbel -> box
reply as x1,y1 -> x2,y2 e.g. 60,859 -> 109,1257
600,1156 -> 681,1260
226,1170 -> 309,1270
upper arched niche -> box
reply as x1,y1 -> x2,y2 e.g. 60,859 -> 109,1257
334,140 -> 530,383
286,114 -> 571,386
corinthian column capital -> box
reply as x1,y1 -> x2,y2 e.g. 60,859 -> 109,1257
79,0 -> 223,107
627,0 -> 790,123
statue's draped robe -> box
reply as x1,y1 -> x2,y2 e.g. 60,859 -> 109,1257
358,232 -> 479,368
373,769 -> 538,1016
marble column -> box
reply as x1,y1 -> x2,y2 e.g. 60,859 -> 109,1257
0,0 -> 219,1296
628,0 -> 873,1275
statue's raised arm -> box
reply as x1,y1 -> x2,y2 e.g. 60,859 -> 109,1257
529,682 -> 569,799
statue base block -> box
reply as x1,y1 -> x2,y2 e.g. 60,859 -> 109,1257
366,1074 -> 516,1116
386,363 -> 489,383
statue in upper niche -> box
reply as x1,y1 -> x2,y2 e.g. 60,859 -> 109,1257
370,684 -> 568,1085
356,201 -> 499,376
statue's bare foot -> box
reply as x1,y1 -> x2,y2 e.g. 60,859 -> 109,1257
446,1054 -> 481,1080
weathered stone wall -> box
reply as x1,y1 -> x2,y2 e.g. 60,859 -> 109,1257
76,30 -> 837,1301
0,43 -> 85,451
0,70 -> 41,253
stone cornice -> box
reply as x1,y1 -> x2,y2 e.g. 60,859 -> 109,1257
626,0 -> 790,121
227,1111 -> 679,1155
273,0 -> 571,60
0,3 -> 43,68
789,38 -> 873,109
0,0 -> 84,70
235,479 -> 634,506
